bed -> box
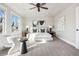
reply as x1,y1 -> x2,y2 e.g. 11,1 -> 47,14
27,32 -> 53,45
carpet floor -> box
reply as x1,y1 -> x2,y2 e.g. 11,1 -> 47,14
0,48 -> 10,56
21,37 -> 79,56
0,37 -> 79,56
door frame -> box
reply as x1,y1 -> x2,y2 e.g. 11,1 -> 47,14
76,7 -> 79,49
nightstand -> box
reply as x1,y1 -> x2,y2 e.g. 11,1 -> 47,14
49,31 -> 56,37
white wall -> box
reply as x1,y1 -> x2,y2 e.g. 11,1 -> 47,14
53,4 -> 76,46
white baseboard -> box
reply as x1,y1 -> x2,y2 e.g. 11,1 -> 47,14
57,36 -> 75,47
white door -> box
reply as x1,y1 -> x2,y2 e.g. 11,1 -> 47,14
76,7 -> 79,49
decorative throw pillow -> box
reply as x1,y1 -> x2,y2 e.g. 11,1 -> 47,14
41,29 -> 45,33
33,29 -> 37,33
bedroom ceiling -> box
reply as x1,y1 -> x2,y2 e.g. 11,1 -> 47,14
5,3 -> 73,18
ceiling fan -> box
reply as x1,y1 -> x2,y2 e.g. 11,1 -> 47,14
29,3 -> 48,12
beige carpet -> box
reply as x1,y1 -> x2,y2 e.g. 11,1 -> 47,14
0,37 -> 79,56
0,48 -> 10,56
21,37 -> 79,56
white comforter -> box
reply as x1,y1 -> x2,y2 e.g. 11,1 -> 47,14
27,33 -> 53,44
35,33 -> 53,41
35,33 -> 52,38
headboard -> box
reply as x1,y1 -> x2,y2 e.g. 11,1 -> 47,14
32,20 -> 47,33
26,20 -> 53,33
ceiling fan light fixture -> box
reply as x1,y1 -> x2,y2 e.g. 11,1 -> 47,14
29,3 -> 48,12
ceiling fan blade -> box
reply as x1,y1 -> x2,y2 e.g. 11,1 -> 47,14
41,7 -> 48,10
30,3 -> 36,6
41,3 -> 46,6
38,7 -> 40,12
30,7 -> 36,10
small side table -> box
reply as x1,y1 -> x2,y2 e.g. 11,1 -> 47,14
20,37 -> 28,54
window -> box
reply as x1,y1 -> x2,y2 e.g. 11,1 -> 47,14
11,15 -> 20,32
0,8 -> 5,33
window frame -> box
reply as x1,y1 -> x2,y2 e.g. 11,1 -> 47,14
0,4 -> 6,34
11,11 -> 21,32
